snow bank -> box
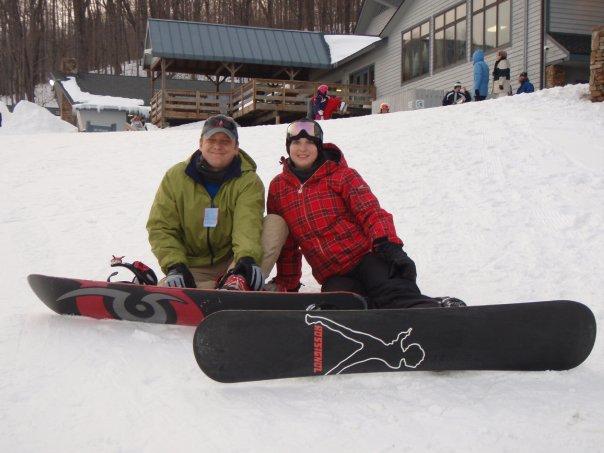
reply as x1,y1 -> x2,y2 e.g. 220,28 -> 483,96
0,100 -> 10,122
0,84 -> 603,452
0,100 -> 76,135
324,34 -> 382,64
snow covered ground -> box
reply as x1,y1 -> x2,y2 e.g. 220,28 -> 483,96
1,85 -> 603,452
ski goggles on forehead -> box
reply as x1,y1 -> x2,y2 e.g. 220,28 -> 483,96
286,121 -> 323,141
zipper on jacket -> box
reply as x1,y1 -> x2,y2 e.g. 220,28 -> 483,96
297,181 -> 327,259
206,198 -> 215,266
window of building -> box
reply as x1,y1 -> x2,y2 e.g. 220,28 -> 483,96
434,3 -> 467,71
472,0 -> 510,53
402,21 -> 430,82
349,65 -> 375,86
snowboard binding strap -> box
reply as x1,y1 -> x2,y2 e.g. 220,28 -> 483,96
108,255 -> 158,285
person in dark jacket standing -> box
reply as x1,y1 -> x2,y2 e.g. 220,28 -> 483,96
516,72 -> 535,94
492,50 -> 511,98
472,49 -> 489,101
266,119 -> 466,309
442,82 -> 471,105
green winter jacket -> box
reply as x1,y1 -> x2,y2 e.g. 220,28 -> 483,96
147,149 -> 264,273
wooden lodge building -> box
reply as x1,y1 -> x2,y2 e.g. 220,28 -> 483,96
142,19 -> 380,127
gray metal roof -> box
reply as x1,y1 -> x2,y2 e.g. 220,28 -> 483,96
146,19 -> 333,69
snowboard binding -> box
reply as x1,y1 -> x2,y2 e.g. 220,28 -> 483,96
107,255 -> 158,285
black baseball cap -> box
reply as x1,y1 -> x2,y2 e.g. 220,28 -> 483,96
201,115 -> 238,142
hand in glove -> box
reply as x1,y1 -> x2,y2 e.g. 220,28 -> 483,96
263,278 -> 300,292
165,263 -> 196,288
373,238 -> 417,281
231,257 -> 264,291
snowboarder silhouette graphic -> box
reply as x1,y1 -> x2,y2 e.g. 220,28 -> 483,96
305,314 -> 425,375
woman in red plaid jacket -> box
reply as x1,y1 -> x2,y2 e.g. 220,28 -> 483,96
267,119 -> 465,309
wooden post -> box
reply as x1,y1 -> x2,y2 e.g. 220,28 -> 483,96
160,58 -> 166,128
253,79 -> 257,110
284,68 -> 299,80
150,70 -> 155,112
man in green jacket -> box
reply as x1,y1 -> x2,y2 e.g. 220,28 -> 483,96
147,115 -> 286,291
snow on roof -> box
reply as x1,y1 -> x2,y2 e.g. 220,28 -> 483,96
324,34 -> 381,64
62,77 -> 151,116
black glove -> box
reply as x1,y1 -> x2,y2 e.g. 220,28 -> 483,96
231,257 -> 264,291
165,263 -> 196,288
373,238 -> 417,281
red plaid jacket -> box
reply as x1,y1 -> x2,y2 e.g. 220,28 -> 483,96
267,144 -> 402,290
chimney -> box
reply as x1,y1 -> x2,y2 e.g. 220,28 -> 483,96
61,58 -> 78,75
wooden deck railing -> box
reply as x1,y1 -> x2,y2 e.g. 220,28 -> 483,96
151,79 -> 376,126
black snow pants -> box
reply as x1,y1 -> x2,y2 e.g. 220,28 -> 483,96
321,253 -> 440,309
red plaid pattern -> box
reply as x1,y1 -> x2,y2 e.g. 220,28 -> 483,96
267,144 -> 402,290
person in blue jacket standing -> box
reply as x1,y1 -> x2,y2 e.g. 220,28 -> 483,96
516,72 -> 535,94
472,49 -> 489,101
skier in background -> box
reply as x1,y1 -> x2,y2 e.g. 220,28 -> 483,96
516,72 -> 535,94
472,49 -> 489,101
125,114 -> 145,131
492,50 -> 511,98
266,118 -> 466,309
442,82 -> 471,105
309,84 -> 330,120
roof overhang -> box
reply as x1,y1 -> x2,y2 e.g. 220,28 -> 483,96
143,19 -> 333,77
331,36 -> 387,68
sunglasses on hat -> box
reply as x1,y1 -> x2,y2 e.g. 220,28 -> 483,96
202,115 -> 238,141
286,120 -> 323,143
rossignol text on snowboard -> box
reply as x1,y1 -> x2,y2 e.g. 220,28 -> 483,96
193,300 -> 596,382
28,274 -> 367,326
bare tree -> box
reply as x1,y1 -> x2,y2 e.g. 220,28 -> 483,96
0,0 -> 364,101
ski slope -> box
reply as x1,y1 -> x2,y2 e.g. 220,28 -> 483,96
1,85 -> 603,452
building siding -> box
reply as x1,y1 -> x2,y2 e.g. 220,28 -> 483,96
545,34 -> 569,65
318,0 -> 544,112
548,0 -> 604,35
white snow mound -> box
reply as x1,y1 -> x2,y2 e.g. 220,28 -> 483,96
0,100 -> 77,134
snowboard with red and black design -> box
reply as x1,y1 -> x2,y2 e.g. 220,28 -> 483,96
27,274 -> 367,326
193,300 -> 596,382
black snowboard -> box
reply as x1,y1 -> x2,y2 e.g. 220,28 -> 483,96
27,274 -> 367,326
193,300 -> 596,382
